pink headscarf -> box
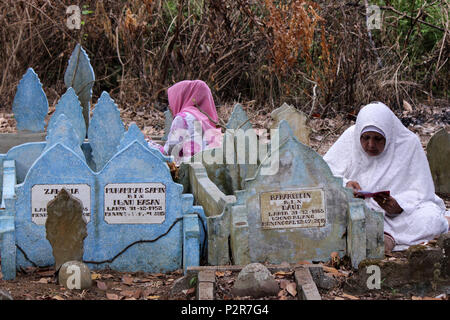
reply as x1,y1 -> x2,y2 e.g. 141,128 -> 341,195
167,80 -> 221,148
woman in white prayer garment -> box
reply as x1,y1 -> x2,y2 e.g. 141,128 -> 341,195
323,102 -> 449,254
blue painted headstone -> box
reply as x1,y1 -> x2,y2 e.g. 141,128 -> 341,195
64,43 -> 95,131
12,68 -> 48,132
0,160 -> 16,280
118,123 -> 172,162
85,141 -> 205,272
14,143 -> 96,269
2,133 -> 206,278
47,87 -> 86,145
5,142 -> 46,184
43,114 -> 85,161
88,91 -> 125,171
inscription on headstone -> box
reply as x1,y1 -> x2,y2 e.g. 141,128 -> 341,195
260,188 -> 326,229
104,183 -> 166,224
31,184 -> 91,225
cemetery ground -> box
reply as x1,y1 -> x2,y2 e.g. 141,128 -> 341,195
0,102 -> 449,301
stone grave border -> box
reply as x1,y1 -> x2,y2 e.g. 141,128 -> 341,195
186,263 -> 322,300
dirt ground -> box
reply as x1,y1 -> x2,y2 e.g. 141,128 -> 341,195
1,247 -> 448,300
0,102 -> 449,300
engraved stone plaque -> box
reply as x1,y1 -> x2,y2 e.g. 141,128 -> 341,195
260,188 -> 326,229
31,184 -> 91,225
104,183 -> 166,224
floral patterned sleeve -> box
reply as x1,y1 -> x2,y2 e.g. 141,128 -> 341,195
163,112 -> 204,160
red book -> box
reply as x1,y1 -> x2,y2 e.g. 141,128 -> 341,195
355,190 -> 390,198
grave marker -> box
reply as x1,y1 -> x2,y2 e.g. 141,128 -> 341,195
64,43 -> 95,131
12,68 -> 48,132
45,188 -> 88,271
205,121 -> 384,268
271,103 -> 310,145
427,128 -> 450,194
88,91 -> 125,171
47,87 -> 86,145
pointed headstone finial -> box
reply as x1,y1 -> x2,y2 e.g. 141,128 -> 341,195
47,87 -> 86,145
88,91 -> 125,171
44,113 -> 85,160
12,68 -> 49,132
64,43 -> 95,132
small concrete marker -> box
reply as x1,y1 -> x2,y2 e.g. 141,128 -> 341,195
294,267 -> 322,300
197,270 -> 216,300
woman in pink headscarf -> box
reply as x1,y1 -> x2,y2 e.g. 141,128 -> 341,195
148,80 -> 222,164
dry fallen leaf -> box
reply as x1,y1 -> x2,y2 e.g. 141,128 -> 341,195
286,282 -> 297,297
52,295 -> 65,300
96,281 -> 108,291
91,273 -> 102,280
106,293 -> 121,300
38,277 -> 51,284
215,271 -> 225,277
147,295 -> 160,300
341,293 -> 359,300
274,271 -> 293,277
133,289 -> 143,299
182,287 -> 196,295
122,276 -> 134,285
120,290 -> 135,297
279,279 -> 290,290
403,100 -> 413,112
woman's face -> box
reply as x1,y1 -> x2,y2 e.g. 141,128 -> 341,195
360,131 -> 386,156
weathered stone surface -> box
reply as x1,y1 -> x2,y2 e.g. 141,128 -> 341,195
232,263 -> 279,298
406,245 -> 445,279
427,128 -> 450,194
308,265 -> 338,290
225,103 -> 258,192
271,103 -> 310,146
58,260 -> 92,290
169,275 -> 195,297
0,132 -> 46,154
294,267 -> 321,300
0,289 -> 13,300
234,121 -> 349,264
45,188 -> 87,271
197,282 -> 215,300
437,231 -> 450,277
203,120 -> 383,268
162,109 -> 173,141
198,270 -> 216,283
